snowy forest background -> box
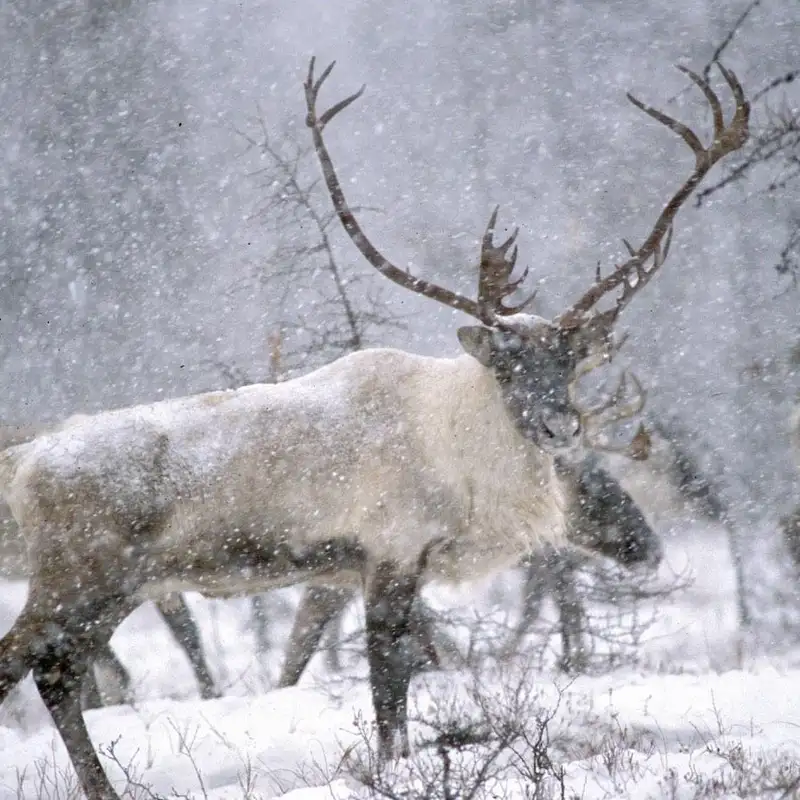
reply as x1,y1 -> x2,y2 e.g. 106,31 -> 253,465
1,1 -> 800,797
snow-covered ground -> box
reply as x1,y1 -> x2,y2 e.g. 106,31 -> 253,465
2,525 -> 800,799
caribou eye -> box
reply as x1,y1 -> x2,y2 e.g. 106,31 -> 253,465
496,333 -> 524,353
540,419 -> 556,438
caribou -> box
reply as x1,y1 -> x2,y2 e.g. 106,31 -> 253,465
0,58 -> 748,800
0,350 -> 652,705
1,382 -> 656,703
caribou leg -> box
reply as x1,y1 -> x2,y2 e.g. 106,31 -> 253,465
82,593 -> 217,709
278,585 -> 354,687
512,548 -> 589,672
407,598 -> 443,671
513,553 -> 550,647
156,593 -> 219,700
28,591 -> 133,800
321,593 -> 347,675
550,553 -> 589,674
364,559 -> 428,761
280,584 -> 445,690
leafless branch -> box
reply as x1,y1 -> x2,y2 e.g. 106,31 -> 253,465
676,4 -> 800,285
234,115 -> 408,373
752,70 -> 798,104
704,0 -> 763,82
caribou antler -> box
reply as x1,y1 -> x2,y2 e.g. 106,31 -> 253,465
568,340 -> 652,461
304,58 -> 532,326
477,207 -> 538,318
305,57 -> 749,337
580,371 -> 651,460
557,62 -> 750,330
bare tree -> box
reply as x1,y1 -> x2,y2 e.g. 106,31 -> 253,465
690,2 -> 798,284
234,120 -> 407,374
698,93 -> 798,284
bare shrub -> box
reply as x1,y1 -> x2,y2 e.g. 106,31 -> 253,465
307,554 -> 690,689
339,665 -> 574,800
11,739 -> 83,800
663,740 -> 800,799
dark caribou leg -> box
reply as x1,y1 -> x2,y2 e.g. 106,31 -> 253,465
30,594 -> 134,800
278,585 -> 354,687
82,593 -> 218,709
157,593 -> 219,700
512,553 -> 550,648
281,586 -> 446,689
550,553 -> 589,674
780,505 -> 800,571
364,560 -> 428,761
511,548 -> 588,672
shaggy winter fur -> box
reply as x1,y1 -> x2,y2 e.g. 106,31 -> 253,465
0,424 -> 46,577
0,348 -> 567,601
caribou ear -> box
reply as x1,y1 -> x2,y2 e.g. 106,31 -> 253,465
457,326 -> 494,366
